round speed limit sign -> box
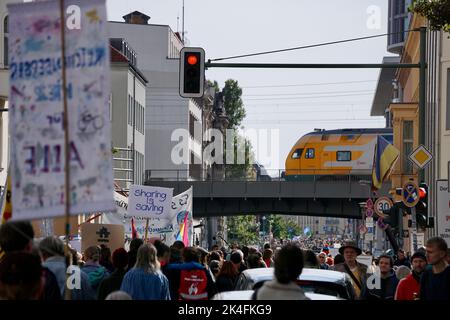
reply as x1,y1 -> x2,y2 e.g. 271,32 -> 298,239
374,197 -> 393,218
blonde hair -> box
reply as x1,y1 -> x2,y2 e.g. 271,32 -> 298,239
134,243 -> 160,273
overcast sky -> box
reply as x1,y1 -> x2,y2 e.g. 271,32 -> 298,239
107,0 -> 393,172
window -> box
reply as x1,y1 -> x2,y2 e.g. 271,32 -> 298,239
305,148 -> 315,159
4,15 -> 8,67
292,148 -> 303,159
337,151 -> 351,161
403,120 -> 413,174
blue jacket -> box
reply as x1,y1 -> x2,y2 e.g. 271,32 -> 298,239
120,268 -> 170,300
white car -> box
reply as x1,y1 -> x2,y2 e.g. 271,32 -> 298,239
212,290 -> 344,300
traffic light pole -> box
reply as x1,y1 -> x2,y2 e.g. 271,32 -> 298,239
410,206 -> 418,252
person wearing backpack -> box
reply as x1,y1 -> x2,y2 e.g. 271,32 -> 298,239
166,247 -> 216,300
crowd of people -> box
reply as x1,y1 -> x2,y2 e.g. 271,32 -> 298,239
0,220 -> 449,300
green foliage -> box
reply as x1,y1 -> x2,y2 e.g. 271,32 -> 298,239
227,215 -> 259,245
268,215 -> 300,240
223,79 -> 246,129
224,132 -> 256,180
206,80 -> 220,93
409,0 -> 450,33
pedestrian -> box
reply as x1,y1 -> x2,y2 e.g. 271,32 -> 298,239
120,244 -> 170,300
326,256 -> 334,267
395,251 -> 427,300
419,237 -> 450,300
333,240 -> 367,299
263,248 -> 274,268
215,260 -> 238,292
0,221 -> 61,300
209,260 -> 221,279
230,250 -> 247,274
166,247 -> 216,300
98,248 -> 129,300
253,243 -> 309,300
364,254 -> 399,300
0,252 -> 43,300
81,246 -> 110,293
318,252 -> 329,269
99,244 -> 115,273
153,240 -> 170,268
127,238 -> 143,271
303,249 -> 319,268
105,290 -> 132,300
395,265 -> 411,281
394,249 -> 411,268
247,251 -> 267,269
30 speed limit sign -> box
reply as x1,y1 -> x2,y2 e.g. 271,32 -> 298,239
374,197 -> 393,218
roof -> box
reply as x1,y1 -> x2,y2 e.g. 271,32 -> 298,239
241,267 -> 348,284
306,128 -> 392,136
122,11 -> 151,22
109,45 -> 148,84
370,56 -> 401,116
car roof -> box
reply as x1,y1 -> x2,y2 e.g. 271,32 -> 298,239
212,290 -> 343,300
240,267 -> 347,284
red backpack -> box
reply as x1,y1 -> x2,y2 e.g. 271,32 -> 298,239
178,269 -> 208,300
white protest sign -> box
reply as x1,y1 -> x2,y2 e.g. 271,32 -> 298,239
128,185 -> 173,218
357,254 -> 373,267
436,180 -> 450,247
8,0 -> 115,220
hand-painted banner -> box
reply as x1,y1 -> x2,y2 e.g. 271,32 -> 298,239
103,187 -> 193,246
128,185 -> 173,218
8,0 -> 115,220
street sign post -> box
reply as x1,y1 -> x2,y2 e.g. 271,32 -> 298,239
409,145 -> 433,169
374,197 -> 393,218
402,181 -> 420,208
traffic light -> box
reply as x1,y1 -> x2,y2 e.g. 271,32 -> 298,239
415,183 -> 429,228
179,47 -> 205,98
382,202 -> 405,231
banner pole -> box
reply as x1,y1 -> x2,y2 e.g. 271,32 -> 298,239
144,218 -> 149,242
59,0 -> 72,301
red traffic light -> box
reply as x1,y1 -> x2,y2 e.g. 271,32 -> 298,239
419,187 -> 427,200
187,54 -> 198,65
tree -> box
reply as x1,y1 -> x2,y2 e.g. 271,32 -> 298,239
206,80 -> 220,93
268,215 -> 300,240
223,79 -> 246,129
227,215 -> 259,245
410,0 -> 450,33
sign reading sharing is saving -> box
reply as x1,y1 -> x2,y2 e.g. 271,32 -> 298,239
128,185 -> 173,219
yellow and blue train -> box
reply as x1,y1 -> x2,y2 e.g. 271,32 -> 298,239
284,128 -> 393,180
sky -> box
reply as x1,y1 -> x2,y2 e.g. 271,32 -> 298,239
107,0 -> 393,173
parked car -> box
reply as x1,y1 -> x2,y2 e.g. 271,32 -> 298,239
234,267 -> 356,300
212,290 -> 344,300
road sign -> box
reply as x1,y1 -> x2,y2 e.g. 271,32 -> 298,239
402,181 -> 420,208
374,197 -> 393,218
359,224 -> 368,235
366,217 -> 374,228
409,145 -> 432,169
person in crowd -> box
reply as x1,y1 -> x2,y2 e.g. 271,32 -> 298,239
208,250 -> 223,266
82,246 -> 110,293
99,244 -> 114,273
247,251 -> 267,269
395,251 -> 427,300
395,265 -> 411,281
318,252 -> 329,270
332,253 -> 345,266
153,240 -> 170,268
333,240 -> 367,299
165,247 -> 216,300
326,256 -> 334,267
303,249 -> 319,268
230,250 -> 247,274
120,243 -> 170,300
211,244 -> 219,252
215,260 -> 238,292
105,290 -> 132,300
254,243 -> 309,300
446,249 -> 450,265
394,249 -> 411,268
0,252 -> 43,300
209,260 -> 221,279
127,238 -> 143,271
263,248 -> 274,268
0,221 -> 61,300
420,237 -> 450,300
98,248 -> 129,300
364,254 -> 399,300
263,243 -> 271,250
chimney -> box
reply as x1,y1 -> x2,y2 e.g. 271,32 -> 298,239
122,11 -> 150,25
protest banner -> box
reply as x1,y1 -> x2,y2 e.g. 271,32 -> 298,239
128,185 -> 173,218
80,223 -> 124,253
7,0 -> 115,221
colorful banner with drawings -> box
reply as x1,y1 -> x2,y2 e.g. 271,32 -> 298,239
7,0 -> 115,220
103,187 -> 193,246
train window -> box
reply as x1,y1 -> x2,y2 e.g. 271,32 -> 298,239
337,151 -> 351,161
305,148 -> 315,159
292,148 -> 303,159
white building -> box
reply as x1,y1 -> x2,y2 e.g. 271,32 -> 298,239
110,40 -> 147,189
108,11 -> 203,181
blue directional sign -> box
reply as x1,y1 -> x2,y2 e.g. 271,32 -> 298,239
402,181 -> 420,208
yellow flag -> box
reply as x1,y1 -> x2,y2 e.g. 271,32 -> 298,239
1,172 -> 12,224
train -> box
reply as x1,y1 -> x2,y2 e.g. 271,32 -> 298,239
284,128 -> 393,180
